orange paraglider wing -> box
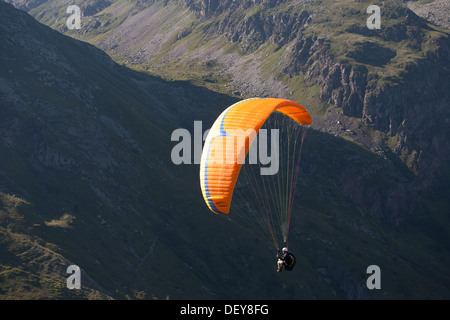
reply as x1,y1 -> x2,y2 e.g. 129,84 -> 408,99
199,98 -> 311,214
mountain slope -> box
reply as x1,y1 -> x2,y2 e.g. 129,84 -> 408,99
1,0 -> 450,299
0,0 -> 239,299
18,0 -> 449,233
0,192 -> 110,299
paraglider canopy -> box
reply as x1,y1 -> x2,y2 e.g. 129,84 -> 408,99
200,97 -> 311,215
200,97 -> 311,251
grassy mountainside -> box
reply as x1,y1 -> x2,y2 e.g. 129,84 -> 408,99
1,0 -> 449,300
0,192 -> 109,299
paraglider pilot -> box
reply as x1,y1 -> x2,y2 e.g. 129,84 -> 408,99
277,247 -> 296,272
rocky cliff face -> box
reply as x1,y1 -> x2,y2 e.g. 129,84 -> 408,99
185,0 -> 448,140
296,28 -> 450,153
184,0 -> 311,51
